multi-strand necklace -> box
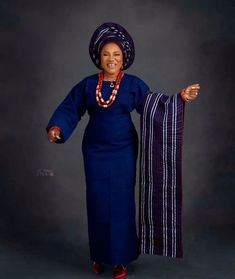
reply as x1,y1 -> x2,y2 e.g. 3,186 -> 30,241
96,70 -> 124,108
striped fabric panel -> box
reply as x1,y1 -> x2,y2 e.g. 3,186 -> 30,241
139,92 -> 185,258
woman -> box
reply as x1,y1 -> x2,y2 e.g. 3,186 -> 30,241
46,22 -> 200,279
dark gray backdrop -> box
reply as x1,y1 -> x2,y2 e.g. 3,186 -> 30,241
1,0 -> 234,278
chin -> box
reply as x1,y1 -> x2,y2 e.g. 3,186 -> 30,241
105,69 -> 118,75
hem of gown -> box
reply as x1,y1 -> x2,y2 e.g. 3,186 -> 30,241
90,251 -> 140,266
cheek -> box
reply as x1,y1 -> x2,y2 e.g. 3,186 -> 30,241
117,57 -> 123,64
100,57 -> 107,66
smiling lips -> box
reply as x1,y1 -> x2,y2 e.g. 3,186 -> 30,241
107,63 -> 116,68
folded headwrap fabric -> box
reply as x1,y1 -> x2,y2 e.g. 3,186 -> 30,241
139,92 -> 185,258
89,22 -> 135,70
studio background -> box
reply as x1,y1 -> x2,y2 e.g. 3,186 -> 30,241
0,0 -> 234,278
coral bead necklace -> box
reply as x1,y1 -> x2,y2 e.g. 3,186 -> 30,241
96,70 -> 124,108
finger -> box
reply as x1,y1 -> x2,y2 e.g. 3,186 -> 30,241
188,88 -> 199,91
185,88 -> 199,94
48,136 -> 55,143
189,88 -> 200,92
190,93 -> 199,96
188,83 -> 200,87
54,131 -> 61,139
189,93 -> 198,98
48,133 -> 58,142
186,94 -> 197,100
52,131 -> 59,138
190,86 -> 200,90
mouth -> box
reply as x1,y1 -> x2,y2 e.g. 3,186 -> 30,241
107,63 -> 116,69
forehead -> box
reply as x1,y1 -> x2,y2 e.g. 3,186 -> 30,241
101,42 -> 122,52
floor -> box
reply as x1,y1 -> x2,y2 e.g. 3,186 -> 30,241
0,222 -> 234,279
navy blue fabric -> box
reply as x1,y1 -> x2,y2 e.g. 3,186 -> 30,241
46,73 -> 149,265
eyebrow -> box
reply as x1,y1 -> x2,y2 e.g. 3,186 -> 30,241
102,50 -> 121,54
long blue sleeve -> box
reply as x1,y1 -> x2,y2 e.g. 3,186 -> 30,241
133,76 -> 151,114
46,78 -> 87,143
133,76 -> 185,114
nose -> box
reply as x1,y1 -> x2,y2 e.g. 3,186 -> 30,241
108,55 -> 115,61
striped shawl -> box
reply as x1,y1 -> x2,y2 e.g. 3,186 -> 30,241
139,92 -> 185,258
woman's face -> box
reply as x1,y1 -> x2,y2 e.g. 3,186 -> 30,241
100,42 -> 123,79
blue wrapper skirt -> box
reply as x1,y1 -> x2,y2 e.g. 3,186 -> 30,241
46,73 -> 150,265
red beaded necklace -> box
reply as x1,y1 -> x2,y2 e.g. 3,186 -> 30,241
96,70 -> 124,108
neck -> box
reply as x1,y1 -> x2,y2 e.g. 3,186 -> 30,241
103,71 -> 120,81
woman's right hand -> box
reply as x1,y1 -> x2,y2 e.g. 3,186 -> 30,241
48,127 -> 61,143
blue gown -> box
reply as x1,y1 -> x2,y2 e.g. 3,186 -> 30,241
46,73 -> 149,265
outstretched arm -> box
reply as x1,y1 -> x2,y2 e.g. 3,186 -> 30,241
46,78 -> 87,143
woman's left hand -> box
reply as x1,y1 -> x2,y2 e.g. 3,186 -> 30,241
181,83 -> 200,102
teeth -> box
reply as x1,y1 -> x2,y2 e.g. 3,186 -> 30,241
107,63 -> 116,68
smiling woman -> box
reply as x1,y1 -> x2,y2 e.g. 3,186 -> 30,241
46,22 -> 200,279
100,43 -> 123,81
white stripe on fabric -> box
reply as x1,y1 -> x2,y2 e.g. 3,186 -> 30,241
173,95 -> 177,257
163,97 -> 171,256
141,93 -> 183,257
140,93 -> 152,253
148,93 -> 162,254
171,95 -> 176,257
94,28 -> 110,45
171,96 -> 174,257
